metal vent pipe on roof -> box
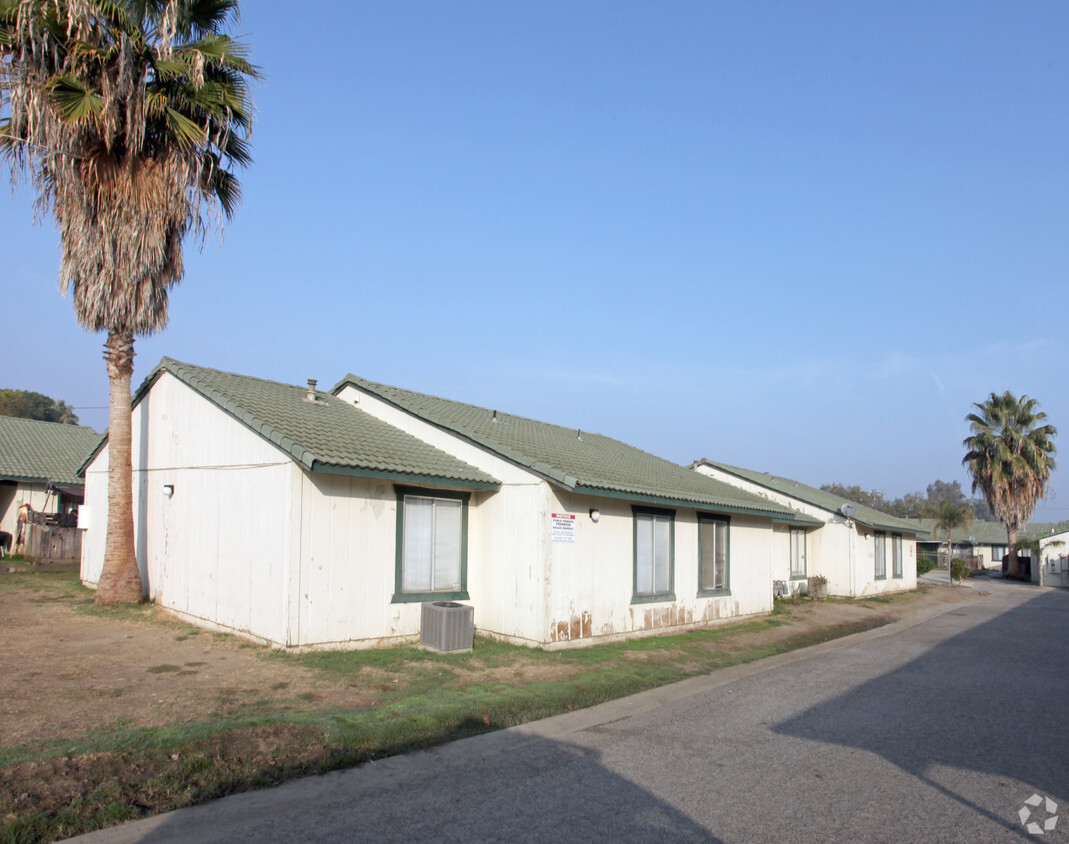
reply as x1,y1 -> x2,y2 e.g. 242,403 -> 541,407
306,379 -> 318,402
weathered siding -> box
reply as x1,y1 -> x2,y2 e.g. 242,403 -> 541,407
81,373 -> 293,644
850,525 -> 918,597
289,477 -> 550,649
467,482 -> 547,646
334,383 -> 551,646
294,472 -> 396,646
538,489 -> 774,647
693,464 -> 917,597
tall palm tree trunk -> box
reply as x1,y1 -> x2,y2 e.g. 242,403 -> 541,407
95,331 -> 143,604
1006,526 -> 1020,579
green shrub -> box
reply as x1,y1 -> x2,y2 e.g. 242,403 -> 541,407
950,557 -> 970,583
917,555 -> 935,575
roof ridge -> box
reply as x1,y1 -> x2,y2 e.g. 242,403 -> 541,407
337,374 -> 623,443
164,357 -> 321,395
339,377 -> 806,518
0,415 -> 98,434
695,457 -> 919,532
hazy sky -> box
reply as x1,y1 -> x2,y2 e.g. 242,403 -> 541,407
3,1 -> 1067,520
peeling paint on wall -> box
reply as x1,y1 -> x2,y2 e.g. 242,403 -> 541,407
637,604 -> 694,631
550,610 -> 593,642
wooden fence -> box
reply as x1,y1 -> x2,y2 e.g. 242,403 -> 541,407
23,522 -> 82,565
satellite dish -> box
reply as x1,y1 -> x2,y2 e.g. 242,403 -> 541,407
840,502 -> 857,518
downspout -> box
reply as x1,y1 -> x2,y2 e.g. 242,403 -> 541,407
848,520 -> 856,597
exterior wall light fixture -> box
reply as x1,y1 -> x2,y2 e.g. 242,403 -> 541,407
589,508 -> 600,523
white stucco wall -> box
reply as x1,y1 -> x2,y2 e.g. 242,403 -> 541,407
80,373 -> 294,645
693,464 -> 917,597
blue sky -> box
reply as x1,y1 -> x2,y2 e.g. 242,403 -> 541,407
4,1 -> 1068,520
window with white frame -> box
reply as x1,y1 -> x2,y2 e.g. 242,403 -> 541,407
699,514 -> 729,594
394,488 -> 469,602
875,532 -> 886,579
892,533 -> 903,578
633,507 -> 674,601
790,528 -> 807,579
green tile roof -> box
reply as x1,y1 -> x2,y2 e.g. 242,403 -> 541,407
911,518 -> 1051,545
693,459 -> 923,535
334,375 -> 816,522
82,359 -> 499,489
0,416 -> 100,486
1029,522 -> 1069,538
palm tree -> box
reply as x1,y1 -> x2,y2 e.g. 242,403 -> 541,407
931,498 -> 972,580
1,0 -> 256,603
963,391 -> 1057,578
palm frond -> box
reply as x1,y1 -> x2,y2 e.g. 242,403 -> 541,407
164,105 -> 204,146
47,73 -> 105,121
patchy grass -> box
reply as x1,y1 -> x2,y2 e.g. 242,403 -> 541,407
0,572 -> 928,843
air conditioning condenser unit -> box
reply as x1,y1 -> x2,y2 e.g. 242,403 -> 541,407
420,601 -> 474,653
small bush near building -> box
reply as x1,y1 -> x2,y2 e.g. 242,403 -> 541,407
807,574 -> 828,601
917,554 -> 935,575
950,558 -> 970,583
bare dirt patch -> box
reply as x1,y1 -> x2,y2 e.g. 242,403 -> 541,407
0,584 -> 375,748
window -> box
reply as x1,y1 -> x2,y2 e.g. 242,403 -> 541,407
991,545 -> 1007,563
892,533 -> 903,578
633,507 -> 674,602
790,528 -> 807,579
394,487 -> 469,602
699,514 -> 730,594
874,532 -> 886,579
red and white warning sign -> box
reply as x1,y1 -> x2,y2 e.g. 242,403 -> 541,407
551,513 -> 576,542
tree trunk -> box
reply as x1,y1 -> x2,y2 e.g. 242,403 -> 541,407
95,331 -> 143,604
1006,525 -> 1020,579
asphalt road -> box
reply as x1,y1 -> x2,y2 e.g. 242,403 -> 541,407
75,581 -> 1069,843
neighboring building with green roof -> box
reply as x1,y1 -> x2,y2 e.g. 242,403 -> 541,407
692,459 -> 923,598
82,358 -> 819,649
0,415 -> 99,541
909,517 -> 1051,571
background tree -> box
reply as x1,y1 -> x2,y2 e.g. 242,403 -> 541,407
821,477 -> 1001,521
1,0 -> 256,603
963,391 -> 1057,578
931,498 -> 973,577
0,389 -> 79,424
926,479 -> 966,505
820,483 -> 890,513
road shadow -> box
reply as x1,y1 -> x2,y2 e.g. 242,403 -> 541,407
773,589 -> 1069,837
86,734 -> 721,843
